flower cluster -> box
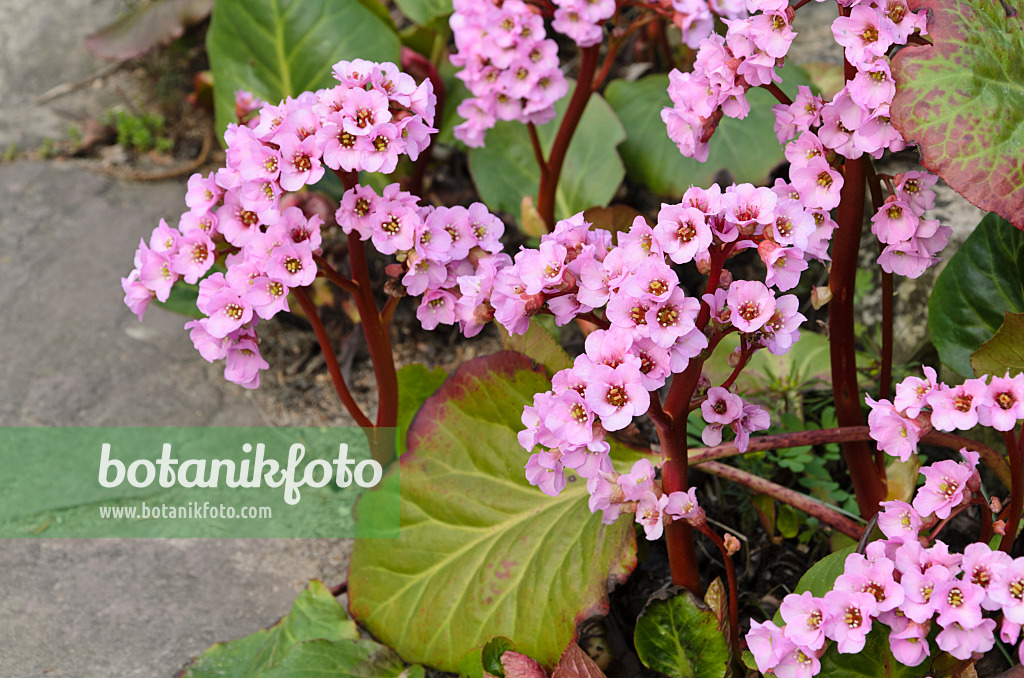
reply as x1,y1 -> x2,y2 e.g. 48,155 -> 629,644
748,449 -> 1024,675
122,60 -> 436,387
870,171 -> 949,278
662,0 -> 797,161
867,370 -> 1024,462
335,182 -> 509,337
449,0 -> 569,147
508,185 -> 815,515
551,0 -> 616,47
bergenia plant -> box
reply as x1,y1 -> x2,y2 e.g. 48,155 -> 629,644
125,0 -> 1024,675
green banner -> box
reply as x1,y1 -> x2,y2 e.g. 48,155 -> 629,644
0,428 -> 398,538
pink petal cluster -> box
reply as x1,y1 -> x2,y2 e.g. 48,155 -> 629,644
867,370 -> 1024,459
662,3 -> 795,161
449,0 -> 568,147
749,449 -> 1023,674
872,171 -> 949,278
123,60 -> 436,388
647,0 -> 747,49
551,0 -> 616,47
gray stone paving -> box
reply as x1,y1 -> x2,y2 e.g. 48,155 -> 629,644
0,3 -> 351,674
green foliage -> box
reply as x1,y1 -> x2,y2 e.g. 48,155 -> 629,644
481,637 -> 515,677
396,363 -> 447,456
816,628 -> 928,677
206,0 -> 400,137
497,319 -> 573,377
633,589 -> 730,678
603,66 -> 811,195
108,109 -> 173,153
468,81 -> 626,221
348,352 -> 637,672
929,212 -> 1024,377
183,580 -> 362,677
972,312 -> 1024,377
891,0 -> 1024,229
393,0 -> 452,26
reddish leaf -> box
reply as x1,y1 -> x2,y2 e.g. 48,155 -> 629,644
891,0 -> 1024,229
551,644 -> 606,678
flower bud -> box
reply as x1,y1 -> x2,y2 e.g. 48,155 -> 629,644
811,285 -> 832,309
717,268 -> 733,289
994,519 -> 1007,535
990,496 -> 1003,514
723,533 -> 741,556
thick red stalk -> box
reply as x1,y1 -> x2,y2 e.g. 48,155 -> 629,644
1000,429 -> 1023,553
658,419 -> 703,593
828,61 -> 886,518
292,288 -> 373,428
536,45 -> 600,230
694,522 -> 740,651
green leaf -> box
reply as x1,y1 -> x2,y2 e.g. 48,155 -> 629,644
972,312 -> 1024,377
468,82 -> 626,220
257,638 -> 415,678
396,363 -> 447,456
207,0 -> 400,137
891,0 -> 1024,229
792,545 -> 855,598
777,504 -> 801,539
481,637 -> 516,677
348,352 -> 637,671
928,212 -> 1024,376
183,581 -> 359,678
394,0 -> 452,26
633,589 -> 730,678
603,67 -> 811,196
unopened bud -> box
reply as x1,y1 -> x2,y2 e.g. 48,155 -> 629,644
994,520 -> 1007,536
991,496 -> 1003,514
757,239 -> 780,264
385,263 -> 405,278
967,470 -> 982,493
687,507 -> 707,528
467,245 -> 490,266
723,533 -> 741,556
717,268 -> 733,288
696,375 -> 711,395
696,256 -> 712,276
811,285 -> 833,309
726,347 -> 743,368
523,293 -> 546,313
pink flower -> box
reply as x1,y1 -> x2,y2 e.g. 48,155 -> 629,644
635,491 -> 670,540
525,451 -> 566,497
935,619 -> 996,661
747,620 -> 792,673
780,591 -> 829,650
876,500 -> 922,542
893,366 -> 938,418
927,378 -> 988,431
665,488 -> 703,523
702,386 -> 744,425
583,363 -> 651,432
978,373 -> 1024,431
913,458 -> 973,519
866,395 -> 922,462
618,458 -> 656,501
726,280 -> 776,333
822,590 -> 875,653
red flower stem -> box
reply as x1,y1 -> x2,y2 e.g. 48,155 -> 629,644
760,82 -> 793,106
699,461 -> 864,539
792,0 -> 814,9
829,58 -> 886,519
347,234 -> 399,432
687,426 -> 876,465
694,522 -> 740,651
863,158 -> 893,402
536,45 -> 600,230
929,497 -> 990,543
657,418 -> 703,592
380,294 -> 400,328
719,346 -> 754,391
292,287 -> 373,428
1000,429 -> 1024,553
401,47 -> 444,198
313,253 -> 360,295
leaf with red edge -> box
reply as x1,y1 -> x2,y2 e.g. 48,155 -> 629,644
348,351 -> 637,672
890,0 -> 1024,229
972,312 -> 1024,377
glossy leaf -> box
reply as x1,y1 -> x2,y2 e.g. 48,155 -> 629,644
85,0 -> 213,62
155,281 -> 203,319
792,545 -> 855,598
482,637 -> 516,677
972,312 -> 1024,377
206,0 -> 400,136
604,68 -> 811,196
633,589 -> 730,678
396,363 -> 447,456
468,82 -> 626,220
182,580 -> 359,678
928,212 -> 1024,376
394,0 -> 453,26
348,352 -> 637,671
891,0 -> 1024,229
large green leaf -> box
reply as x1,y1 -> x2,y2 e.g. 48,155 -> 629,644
348,351 -> 637,671
891,0 -> 1024,229
207,0 -> 400,136
183,580 -> 359,678
633,589 -> 730,678
972,312 -> 1024,377
468,82 -> 626,220
604,68 -> 810,196
396,363 -> 447,456
394,0 -> 452,26
928,212 -> 1024,377
257,639 -> 420,678
816,627 -> 927,678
